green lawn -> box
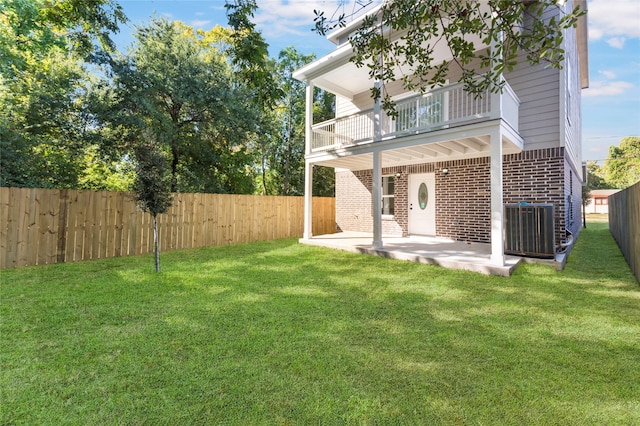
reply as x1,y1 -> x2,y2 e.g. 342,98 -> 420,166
1,222 -> 638,425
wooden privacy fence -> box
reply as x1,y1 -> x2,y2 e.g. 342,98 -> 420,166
608,181 -> 640,283
0,188 -> 336,269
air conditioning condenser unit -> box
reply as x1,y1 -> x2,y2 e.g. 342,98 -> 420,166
504,203 -> 555,259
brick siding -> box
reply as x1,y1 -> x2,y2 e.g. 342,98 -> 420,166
503,148 -> 567,244
335,147 -> 571,247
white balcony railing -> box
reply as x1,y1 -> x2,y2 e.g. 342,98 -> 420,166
311,80 -> 519,152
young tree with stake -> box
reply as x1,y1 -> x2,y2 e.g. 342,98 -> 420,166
134,133 -> 172,272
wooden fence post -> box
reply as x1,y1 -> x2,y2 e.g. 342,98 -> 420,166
56,189 -> 69,264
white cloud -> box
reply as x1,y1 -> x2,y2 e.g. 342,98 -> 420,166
190,19 -> 212,29
588,0 -> 640,41
254,0 -> 379,40
598,70 -> 616,79
606,36 -> 626,49
583,80 -> 635,97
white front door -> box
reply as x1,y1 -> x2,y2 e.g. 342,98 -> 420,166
408,173 -> 436,235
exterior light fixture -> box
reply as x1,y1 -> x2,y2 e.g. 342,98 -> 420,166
442,168 -> 449,175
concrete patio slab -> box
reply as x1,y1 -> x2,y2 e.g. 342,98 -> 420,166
300,232 -> 523,276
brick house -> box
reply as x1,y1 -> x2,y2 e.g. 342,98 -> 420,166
293,1 -> 589,267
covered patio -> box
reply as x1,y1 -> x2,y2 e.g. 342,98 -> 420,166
300,232 -> 523,276
294,16 -> 525,272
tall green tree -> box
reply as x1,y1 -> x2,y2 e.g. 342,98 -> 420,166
0,0 -> 126,188
223,0 -> 338,197
249,47 -> 336,197
224,0 -> 278,107
314,0 -> 585,112
224,1 -> 285,196
603,137 -> 640,189
99,18 -> 258,193
581,161 -> 608,227
584,161 -> 611,191
264,47 -> 316,196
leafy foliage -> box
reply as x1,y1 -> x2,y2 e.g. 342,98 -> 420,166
602,137 -> 640,189
581,161 -> 610,209
1,2 -> 339,197
224,0 -> 279,107
133,134 -> 172,218
78,146 -> 135,191
585,161 -> 611,190
98,18 -> 258,194
314,0 -> 585,112
264,48 -> 315,195
250,47 -> 336,197
0,0 -> 126,188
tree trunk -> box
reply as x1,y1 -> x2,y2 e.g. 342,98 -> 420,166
153,214 -> 160,272
283,105 -> 293,195
261,154 -> 268,195
171,145 -> 179,192
284,140 -> 291,195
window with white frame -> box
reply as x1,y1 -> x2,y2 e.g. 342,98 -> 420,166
382,176 -> 395,216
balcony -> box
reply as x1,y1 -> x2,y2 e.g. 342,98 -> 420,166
311,80 -> 520,153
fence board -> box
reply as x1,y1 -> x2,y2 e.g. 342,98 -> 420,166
609,181 -> 640,283
113,193 -> 124,258
0,188 -> 335,268
14,188 -> 30,267
67,191 -> 81,262
95,191 -> 107,260
104,191 -> 115,259
0,187 -> 10,269
37,189 -> 52,266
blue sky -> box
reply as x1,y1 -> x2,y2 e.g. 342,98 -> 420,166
114,0 -> 640,165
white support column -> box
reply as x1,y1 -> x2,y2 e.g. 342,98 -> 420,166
303,162 -> 313,240
490,127 -> 505,266
372,150 -> 382,249
303,81 -> 314,240
372,81 -> 383,249
305,82 -> 314,155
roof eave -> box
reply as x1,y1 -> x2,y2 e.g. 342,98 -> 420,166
576,0 -> 589,89
292,42 -> 354,82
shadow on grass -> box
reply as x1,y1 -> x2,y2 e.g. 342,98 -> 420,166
2,227 -> 639,424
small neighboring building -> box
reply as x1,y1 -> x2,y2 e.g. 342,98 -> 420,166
587,189 -> 621,214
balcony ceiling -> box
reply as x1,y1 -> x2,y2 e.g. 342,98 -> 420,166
294,38 -> 474,100
308,123 -> 523,171
293,12 -> 487,99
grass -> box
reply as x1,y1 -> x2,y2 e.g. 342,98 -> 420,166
1,221 -> 639,425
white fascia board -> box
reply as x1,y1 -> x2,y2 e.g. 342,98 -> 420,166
292,42 -> 354,83
326,3 -> 384,44
576,0 -> 589,89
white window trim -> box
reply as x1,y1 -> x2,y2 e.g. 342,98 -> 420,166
381,175 -> 395,217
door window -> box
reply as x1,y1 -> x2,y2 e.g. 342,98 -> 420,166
418,182 -> 428,210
